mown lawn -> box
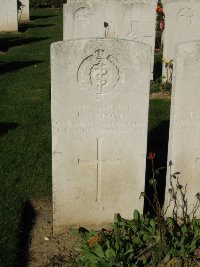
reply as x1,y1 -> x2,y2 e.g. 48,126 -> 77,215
0,9 -> 170,266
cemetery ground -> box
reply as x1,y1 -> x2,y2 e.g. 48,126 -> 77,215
0,7 -> 198,267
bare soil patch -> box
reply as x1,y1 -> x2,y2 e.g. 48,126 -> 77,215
27,198 -> 78,267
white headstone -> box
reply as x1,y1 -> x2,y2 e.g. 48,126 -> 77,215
0,0 -> 18,32
63,0 -> 156,75
162,0 -> 200,79
51,39 -> 151,232
120,0 -> 157,78
18,0 -> 30,21
63,0 -> 122,40
165,41 -> 200,219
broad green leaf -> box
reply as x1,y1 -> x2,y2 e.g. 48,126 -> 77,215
181,224 -> 187,235
92,244 -> 105,258
163,253 -> 171,263
166,217 -> 174,226
133,210 -> 140,221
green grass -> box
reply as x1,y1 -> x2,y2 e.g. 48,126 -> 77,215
0,9 -> 62,266
0,9 -> 170,266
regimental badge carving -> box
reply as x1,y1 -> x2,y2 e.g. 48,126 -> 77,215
77,49 -> 120,100
177,8 -> 193,26
74,7 -> 93,23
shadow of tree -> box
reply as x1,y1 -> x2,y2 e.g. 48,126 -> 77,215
19,23 -> 55,33
0,60 -> 43,75
0,122 -> 20,136
144,120 -> 170,215
30,15 -> 58,21
153,60 -> 162,81
15,200 -> 36,267
0,37 -> 50,52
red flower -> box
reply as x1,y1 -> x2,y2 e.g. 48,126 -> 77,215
159,20 -> 164,30
156,6 -> 163,14
148,152 -> 155,160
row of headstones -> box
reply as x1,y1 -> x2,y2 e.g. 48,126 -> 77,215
52,0 -> 157,232
0,0 -> 29,32
52,0 -> 200,233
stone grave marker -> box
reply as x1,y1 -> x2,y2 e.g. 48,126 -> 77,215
165,41 -> 200,219
162,0 -> 200,79
18,0 -> 30,21
120,0 -> 157,78
0,0 -> 18,32
51,39 -> 151,232
63,0 -> 122,40
63,0 -> 156,75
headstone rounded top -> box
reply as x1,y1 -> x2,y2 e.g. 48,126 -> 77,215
162,0 -> 195,6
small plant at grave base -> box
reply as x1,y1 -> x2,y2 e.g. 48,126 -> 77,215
150,77 -> 172,94
76,153 -> 200,267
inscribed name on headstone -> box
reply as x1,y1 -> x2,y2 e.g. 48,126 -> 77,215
0,0 -> 18,32
162,0 -> 200,79
18,0 -> 30,21
51,39 -> 151,232
165,41 -> 200,219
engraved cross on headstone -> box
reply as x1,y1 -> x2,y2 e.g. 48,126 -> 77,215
78,138 -> 120,202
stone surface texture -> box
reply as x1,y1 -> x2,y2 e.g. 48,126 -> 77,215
51,39 -> 151,232
162,0 -> 200,78
165,41 -> 200,219
63,0 -> 156,74
18,0 -> 29,21
0,0 -> 18,32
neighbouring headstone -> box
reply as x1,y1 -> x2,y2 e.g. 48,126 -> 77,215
51,39 -> 151,232
162,0 -> 200,79
18,0 -> 30,21
120,0 -> 157,77
0,0 -> 18,32
63,0 -> 122,40
63,0 -> 156,75
165,41 -> 200,219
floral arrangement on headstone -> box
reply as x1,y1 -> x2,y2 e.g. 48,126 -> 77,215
156,0 -> 164,32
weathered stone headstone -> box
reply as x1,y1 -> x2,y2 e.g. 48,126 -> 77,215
51,39 -> 151,232
63,0 -> 156,75
0,0 -> 18,32
162,0 -> 200,79
18,0 -> 30,22
165,41 -> 200,219
120,0 -> 157,77
63,0 -> 122,40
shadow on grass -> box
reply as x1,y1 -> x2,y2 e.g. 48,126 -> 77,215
0,122 -> 20,136
15,200 -> 36,267
19,23 -> 55,33
0,37 -> 50,52
0,60 -> 43,75
153,60 -> 162,81
144,120 -> 170,215
31,14 -> 58,20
